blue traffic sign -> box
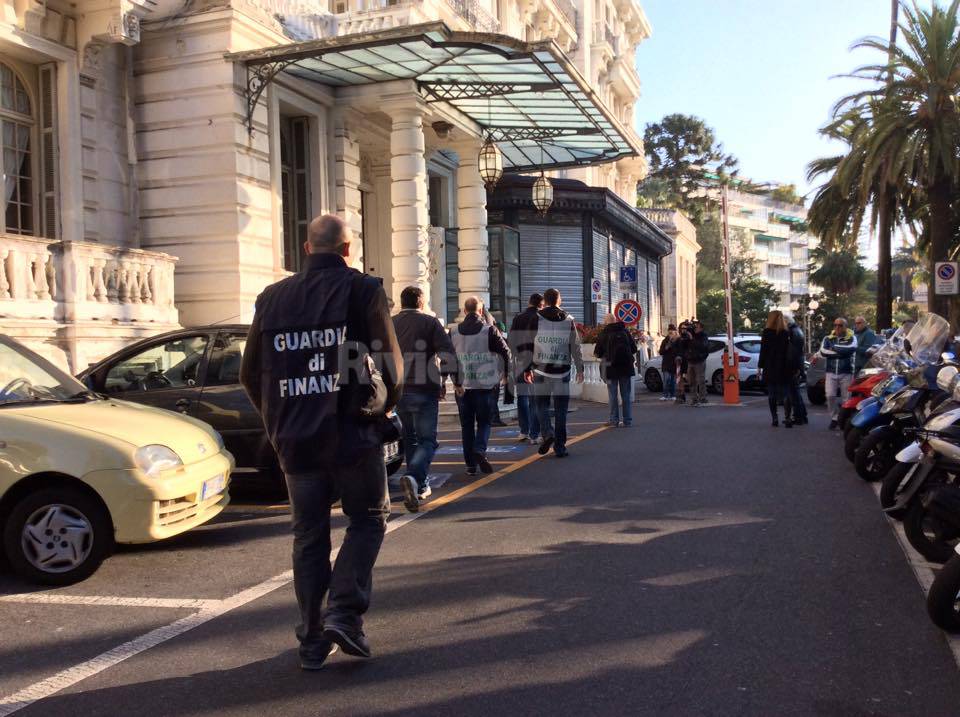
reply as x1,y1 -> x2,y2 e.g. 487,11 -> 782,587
619,265 -> 637,284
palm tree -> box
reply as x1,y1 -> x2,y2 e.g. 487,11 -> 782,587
838,0 -> 960,321
809,245 -> 868,318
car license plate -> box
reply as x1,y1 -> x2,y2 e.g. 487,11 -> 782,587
201,473 -> 226,501
384,441 -> 400,461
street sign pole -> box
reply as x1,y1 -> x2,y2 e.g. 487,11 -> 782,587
720,184 -> 740,405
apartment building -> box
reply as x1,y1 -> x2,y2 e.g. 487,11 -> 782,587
0,0 -> 668,370
725,188 -> 819,308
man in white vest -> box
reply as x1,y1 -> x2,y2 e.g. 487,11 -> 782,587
525,288 -> 584,458
450,296 -> 511,475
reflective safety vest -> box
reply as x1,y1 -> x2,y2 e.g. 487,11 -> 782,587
451,324 -> 499,390
533,315 -> 573,374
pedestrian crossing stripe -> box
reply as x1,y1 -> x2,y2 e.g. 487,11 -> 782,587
435,445 -> 521,455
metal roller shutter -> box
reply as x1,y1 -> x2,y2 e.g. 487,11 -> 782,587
609,240 -> 625,310
519,224 -> 584,322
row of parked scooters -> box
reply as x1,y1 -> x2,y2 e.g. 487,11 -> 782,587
837,312 -> 960,633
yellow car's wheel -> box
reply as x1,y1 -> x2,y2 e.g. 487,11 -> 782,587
3,487 -> 113,585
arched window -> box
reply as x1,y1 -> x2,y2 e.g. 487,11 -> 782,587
0,62 -> 34,235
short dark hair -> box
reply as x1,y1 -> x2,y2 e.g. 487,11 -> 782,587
543,288 -> 560,306
400,285 -> 423,309
528,292 -> 544,307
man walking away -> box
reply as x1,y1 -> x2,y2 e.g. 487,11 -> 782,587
240,214 -> 402,670
509,293 -> 543,444
392,285 -> 459,513
450,297 -> 511,475
686,321 -> 710,406
818,317 -> 858,430
594,313 -> 638,427
528,288 -> 584,457
853,316 -> 877,373
785,316 -> 808,425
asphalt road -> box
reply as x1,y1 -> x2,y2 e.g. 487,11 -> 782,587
3,395 -> 960,716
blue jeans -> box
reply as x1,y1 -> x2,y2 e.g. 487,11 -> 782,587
516,386 -> 540,439
456,388 -> 494,467
284,447 -> 389,647
663,372 -> 676,398
606,376 -> 633,425
396,391 -> 439,492
534,373 -> 570,451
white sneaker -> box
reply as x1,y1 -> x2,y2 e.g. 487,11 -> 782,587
417,484 -> 432,500
518,433 -> 529,443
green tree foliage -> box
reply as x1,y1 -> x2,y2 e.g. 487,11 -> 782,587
809,0 -> 960,327
768,184 -> 804,206
810,246 -> 868,318
638,114 -> 739,224
697,241 -> 781,334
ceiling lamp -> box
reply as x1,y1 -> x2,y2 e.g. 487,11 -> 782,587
478,135 -> 503,190
532,172 -> 554,215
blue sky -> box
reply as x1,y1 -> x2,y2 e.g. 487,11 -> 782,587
634,0 -> 905,201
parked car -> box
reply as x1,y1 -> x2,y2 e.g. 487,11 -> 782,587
78,326 -> 404,485
643,335 -> 764,395
0,335 -> 233,584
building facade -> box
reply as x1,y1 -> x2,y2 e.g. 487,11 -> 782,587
724,188 -> 819,309
0,0 -> 664,371
640,207 -> 698,327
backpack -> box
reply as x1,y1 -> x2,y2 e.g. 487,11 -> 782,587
610,330 -> 634,369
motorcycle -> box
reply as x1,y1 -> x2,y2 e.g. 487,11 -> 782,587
851,365 -> 951,480
900,366 -> 960,562
843,374 -> 908,462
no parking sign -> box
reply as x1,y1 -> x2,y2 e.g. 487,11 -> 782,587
935,262 -> 958,295
614,298 -> 642,326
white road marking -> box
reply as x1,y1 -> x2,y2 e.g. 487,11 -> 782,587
0,595 -> 219,610
0,509 -> 427,715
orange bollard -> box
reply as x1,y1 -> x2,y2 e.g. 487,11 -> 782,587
722,350 -> 741,405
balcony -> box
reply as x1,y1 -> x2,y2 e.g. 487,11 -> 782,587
0,236 -> 178,326
610,54 -> 641,100
333,0 -> 499,36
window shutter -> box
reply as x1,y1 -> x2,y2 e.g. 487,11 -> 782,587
38,63 -> 58,239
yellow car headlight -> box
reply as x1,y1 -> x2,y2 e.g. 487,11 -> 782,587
134,444 -> 183,478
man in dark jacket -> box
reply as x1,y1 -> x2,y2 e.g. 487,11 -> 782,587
594,318 -> 637,426
392,285 -> 459,513
508,293 -> 543,444
450,296 -> 511,475
685,321 -> 710,406
526,288 -> 584,457
786,318 -> 808,425
240,214 -> 402,669
853,316 -> 878,372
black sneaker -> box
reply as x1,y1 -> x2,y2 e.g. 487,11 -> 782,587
466,466 -> 479,476
299,641 -> 338,670
555,447 -> 569,458
400,475 -> 420,513
322,625 -> 371,659
828,420 -> 838,431
475,452 -> 493,474
538,437 -> 554,455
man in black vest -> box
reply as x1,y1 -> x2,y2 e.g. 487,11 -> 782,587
240,214 -> 402,670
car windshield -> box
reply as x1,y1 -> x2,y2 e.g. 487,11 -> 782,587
0,338 -> 91,406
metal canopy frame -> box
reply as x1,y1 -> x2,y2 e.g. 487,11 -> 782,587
227,23 -> 641,173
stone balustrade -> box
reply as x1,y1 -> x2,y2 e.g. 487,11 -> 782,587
0,236 -> 178,326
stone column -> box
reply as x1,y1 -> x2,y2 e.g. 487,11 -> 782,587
389,103 -> 431,309
453,138 -> 490,311
332,108 -> 364,269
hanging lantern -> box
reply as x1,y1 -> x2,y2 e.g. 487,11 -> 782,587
532,172 -> 554,215
478,136 -> 503,189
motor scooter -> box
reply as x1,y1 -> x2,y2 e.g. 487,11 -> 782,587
843,374 -> 908,462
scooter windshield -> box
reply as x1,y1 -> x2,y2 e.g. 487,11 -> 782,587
865,313 -> 950,371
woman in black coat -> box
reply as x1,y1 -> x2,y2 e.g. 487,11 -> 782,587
758,310 -> 793,427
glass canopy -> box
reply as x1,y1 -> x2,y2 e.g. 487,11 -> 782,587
228,22 -> 641,173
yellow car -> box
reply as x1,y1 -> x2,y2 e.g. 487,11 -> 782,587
0,335 -> 234,585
